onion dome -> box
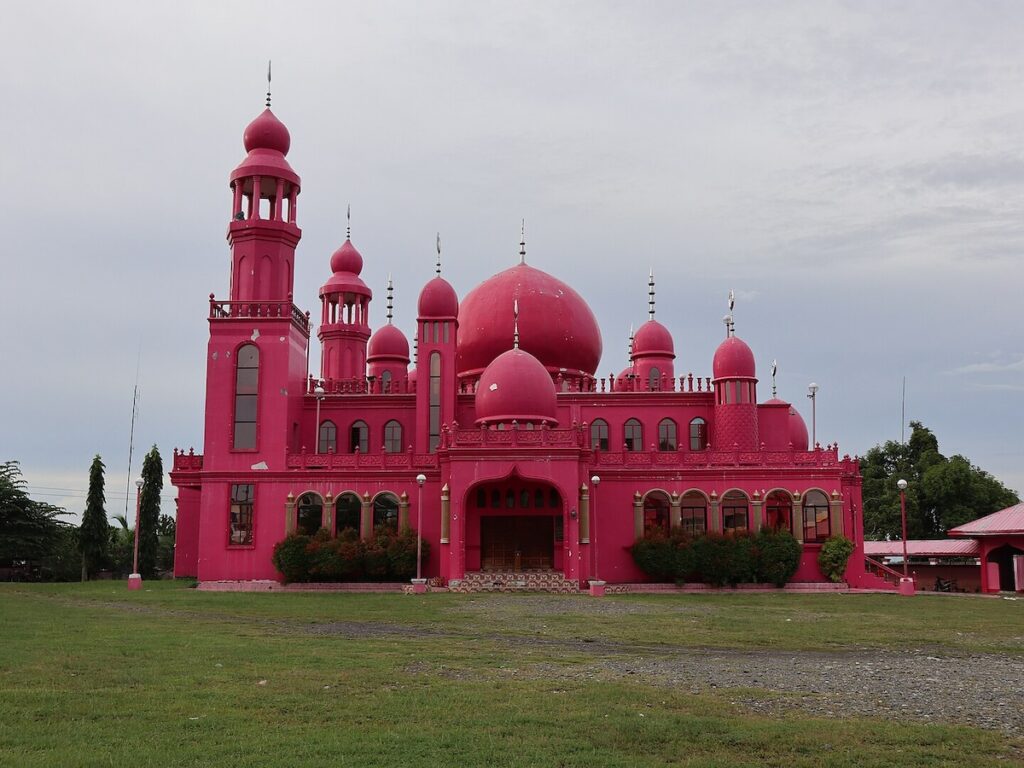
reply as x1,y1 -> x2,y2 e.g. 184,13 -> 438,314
475,348 -> 558,426
712,336 -> 756,380
457,263 -> 602,378
367,324 -> 410,362
330,239 -> 363,275
632,319 -> 675,358
231,108 -> 299,186
788,406 -> 809,450
418,276 -> 459,318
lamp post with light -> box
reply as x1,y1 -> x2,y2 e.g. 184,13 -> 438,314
412,473 -> 428,593
313,384 -> 326,453
807,382 -> 819,447
897,478 -> 915,595
589,475 -> 605,596
127,478 -> 144,591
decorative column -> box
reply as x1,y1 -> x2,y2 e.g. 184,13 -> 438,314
324,493 -> 335,533
360,492 -> 372,540
578,483 -> 590,544
669,492 -> 682,530
829,491 -> 844,536
399,491 -> 410,530
792,492 -> 804,543
750,491 -> 763,531
709,491 -> 721,532
633,491 -> 644,540
440,484 -> 450,544
284,492 -> 296,534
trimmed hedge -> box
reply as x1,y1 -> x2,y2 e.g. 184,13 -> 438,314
817,535 -> 855,583
631,527 -> 802,586
271,526 -> 429,584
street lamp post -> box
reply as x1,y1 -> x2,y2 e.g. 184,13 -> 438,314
128,478 -> 144,591
314,384 -> 326,453
807,382 -> 819,447
413,473 -> 427,593
897,478 -> 915,595
589,475 -> 605,596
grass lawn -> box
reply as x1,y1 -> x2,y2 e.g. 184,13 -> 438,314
0,582 -> 1020,767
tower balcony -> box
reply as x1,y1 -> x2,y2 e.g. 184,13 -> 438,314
209,294 -> 310,335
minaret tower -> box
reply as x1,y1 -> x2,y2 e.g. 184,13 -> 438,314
318,208 -> 373,382
415,234 -> 459,452
711,291 -> 759,450
630,270 -> 676,390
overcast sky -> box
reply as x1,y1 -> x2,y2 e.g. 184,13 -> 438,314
2,1 -> 1022,523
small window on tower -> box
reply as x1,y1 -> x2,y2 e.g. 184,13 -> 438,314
229,484 -> 255,545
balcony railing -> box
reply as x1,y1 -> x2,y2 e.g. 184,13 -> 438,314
209,294 -> 310,334
287,449 -> 438,471
171,448 -> 204,472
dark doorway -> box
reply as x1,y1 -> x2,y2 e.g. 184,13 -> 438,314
481,516 -> 555,571
989,544 -> 1024,591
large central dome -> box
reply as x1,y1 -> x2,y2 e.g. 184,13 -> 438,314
457,262 -> 603,378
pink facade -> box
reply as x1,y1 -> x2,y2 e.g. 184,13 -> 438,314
171,104 -> 886,589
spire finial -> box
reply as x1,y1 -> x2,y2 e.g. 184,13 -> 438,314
386,273 -> 394,324
519,219 -> 526,265
413,333 -> 418,363
435,232 -> 442,276
266,60 -> 272,108
513,299 -> 520,349
628,323 -> 635,357
726,289 -> 736,337
771,359 -> 778,397
648,268 -> 656,320
346,204 -> 351,240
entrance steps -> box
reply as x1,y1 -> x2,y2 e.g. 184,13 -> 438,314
449,570 -> 580,594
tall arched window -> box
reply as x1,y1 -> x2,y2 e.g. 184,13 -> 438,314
590,419 -> 609,451
624,419 -> 643,451
643,492 -> 671,536
350,420 -> 369,453
649,367 -> 661,391
335,493 -> 361,535
680,491 -> 707,537
373,493 -> 399,531
689,417 -> 708,451
384,420 -> 403,453
318,420 -> 337,454
233,344 -> 259,449
381,370 -> 392,392
722,491 -> 749,532
429,352 -> 442,452
802,490 -> 831,542
658,419 -> 677,451
296,492 -> 324,535
765,491 -> 793,532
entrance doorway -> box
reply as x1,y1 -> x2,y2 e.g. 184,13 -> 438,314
989,544 -> 1024,591
481,516 -> 555,571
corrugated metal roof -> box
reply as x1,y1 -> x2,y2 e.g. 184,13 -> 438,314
864,539 -> 979,557
948,503 -> 1024,537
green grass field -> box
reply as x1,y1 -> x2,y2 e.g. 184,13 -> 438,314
0,582 -> 1020,767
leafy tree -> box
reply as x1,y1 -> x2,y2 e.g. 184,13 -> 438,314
0,461 -> 70,574
78,455 -> 110,580
138,446 -> 163,578
861,421 -> 1018,539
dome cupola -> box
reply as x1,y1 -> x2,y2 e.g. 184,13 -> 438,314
712,336 -> 756,380
474,348 -> 558,426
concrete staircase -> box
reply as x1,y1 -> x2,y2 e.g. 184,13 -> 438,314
449,569 -> 580,594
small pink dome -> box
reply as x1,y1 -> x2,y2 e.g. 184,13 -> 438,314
632,319 -> 675,358
475,348 -> 558,425
367,324 -> 410,362
789,406 -> 809,450
614,365 -> 638,390
712,336 -> 756,380
418,277 -> 459,318
330,240 -> 363,275
243,108 -> 291,155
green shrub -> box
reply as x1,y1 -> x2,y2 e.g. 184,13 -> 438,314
818,535 -> 855,583
673,532 -> 698,582
756,528 -> 802,586
362,534 -> 390,580
386,527 -> 428,580
691,533 -> 733,586
271,533 -> 312,584
630,531 -> 677,581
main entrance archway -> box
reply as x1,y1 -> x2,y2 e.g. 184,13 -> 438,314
468,481 -> 563,572
989,544 -> 1024,592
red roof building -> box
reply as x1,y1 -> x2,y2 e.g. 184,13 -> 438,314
949,504 -> 1024,592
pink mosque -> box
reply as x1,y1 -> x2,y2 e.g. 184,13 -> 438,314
170,101 -> 891,592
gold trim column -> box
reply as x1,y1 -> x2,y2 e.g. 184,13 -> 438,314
709,492 -> 720,532
829,491 -> 844,537
440,484 -> 450,543
399,491 -> 410,530
633,492 -> 644,540
323,493 -> 334,533
285,493 -> 296,535
792,492 -> 804,543
669,492 -> 682,530
360,492 -> 372,540
751,492 -> 763,531
578,483 -> 590,544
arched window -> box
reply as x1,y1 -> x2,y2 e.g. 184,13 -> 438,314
373,493 -> 399,531
233,344 -> 259,449
643,492 -> 671,536
649,367 -> 661,391
722,491 -> 748,532
689,417 -> 708,451
624,419 -> 643,451
381,370 -> 392,391
318,420 -> 337,454
349,420 -> 369,453
429,352 -> 442,452
802,490 -> 831,542
296,492 -> 324,535
765,491 -> 793,532
590,419 -> 609,451
658,419 -> 677,451
384,420 -> 403,453
680,492 -> 707,537
335,493 -> 361,535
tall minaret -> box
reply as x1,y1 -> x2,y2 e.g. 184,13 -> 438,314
319,207 -> 373,381
415,234 -> 459,452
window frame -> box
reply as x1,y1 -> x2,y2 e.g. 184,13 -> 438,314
232,344 -> 260,451
383,420 -> 403,453
658,418 -> 677,451
228,483 -> 255,546
349,420 -> 369,453
624,418 -> 643,452
689,417 -> 708,451
590,419 -> 609,451
318,420 -> 337,454
802,490 -> 831,543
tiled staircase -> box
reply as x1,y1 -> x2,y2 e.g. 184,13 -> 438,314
449,569 -> 580,593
